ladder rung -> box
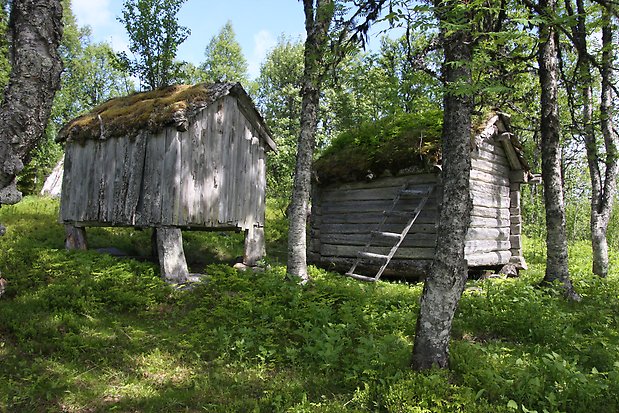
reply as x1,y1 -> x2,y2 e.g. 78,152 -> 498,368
384,210 -> 410,218
345,272 -> 377,282
371,231 -> 401,239
358,251 -> 389,260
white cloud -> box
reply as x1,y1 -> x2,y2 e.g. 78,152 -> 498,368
248,30 -> 276,80
71,0 -> 112,32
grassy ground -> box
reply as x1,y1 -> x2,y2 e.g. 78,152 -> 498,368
0,196 -> 618,412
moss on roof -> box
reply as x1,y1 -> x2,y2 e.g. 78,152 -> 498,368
57,82 -> 242,143
314,110 -> 444,185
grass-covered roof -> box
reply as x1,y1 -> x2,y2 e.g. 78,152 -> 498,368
314,110 -> 444,185
57,82 -> 261,144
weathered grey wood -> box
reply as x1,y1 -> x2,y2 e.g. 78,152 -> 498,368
243,225 -> 265,266
235,91 -> 278,151
471,147 -> 509,166
464,240 -> 511,254
320,222 -> 437,234
320,199 -> 439,214
466,251 -> 511,266
65,225 -> 87,250
471,206 -> 510,219
320,210 -> 437,225
468,180 -> 510,197
477,140 -> 509,158
497,133 -> 523,170
470,216 -> 511,227
216,98 -> 228,225
320,173 -> 437,192
155,227 -> 189,282
469,169 -> 510,186
510,235 -> 522,249
471,191 -> 511,209
321,232 -> 437,248
471,157 -> 511,176
466,227 -> 510,241
149,130 -> 166,224
320,244 -> 436,259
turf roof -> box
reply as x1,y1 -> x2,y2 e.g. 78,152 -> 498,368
57,82 -> 258,143
313,110 -> 527,185
313,110 -> 444,185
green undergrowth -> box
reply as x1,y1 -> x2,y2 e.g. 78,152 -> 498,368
1,196 -> 619,412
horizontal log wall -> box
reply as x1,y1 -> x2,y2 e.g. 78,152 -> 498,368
309,173 -> 439,276
61,95 -> 267,230
467,135 -> 513,266
309,133 -> 526,276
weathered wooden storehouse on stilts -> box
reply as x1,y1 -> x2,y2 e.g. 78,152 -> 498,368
57,82 -> 276,281
308,111 -> 538,281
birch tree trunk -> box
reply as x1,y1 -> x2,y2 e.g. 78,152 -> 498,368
411,1 -> 473,370
591,7 -> 618,277
286,0 -> 333,282
538,0 -> 580,300
0,0 -> 63,234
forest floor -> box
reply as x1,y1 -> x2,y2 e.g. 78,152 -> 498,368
1,196 -> 618,413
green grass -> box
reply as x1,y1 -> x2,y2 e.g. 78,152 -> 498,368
1,196 -> 618,412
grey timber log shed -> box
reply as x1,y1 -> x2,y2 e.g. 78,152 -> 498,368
309,112 -> 538,280
57,82 -> 276,281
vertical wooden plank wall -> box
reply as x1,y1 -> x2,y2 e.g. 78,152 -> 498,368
61,95 -> 268,233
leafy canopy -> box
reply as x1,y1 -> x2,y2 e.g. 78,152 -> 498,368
117,0 -> 190,90
201,21 -> 248,83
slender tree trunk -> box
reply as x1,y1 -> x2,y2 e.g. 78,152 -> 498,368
412,1 -> 473,370
593,7 -> 619,277
0,0 -> 63,233
538,0 -> 580,300
566,0 -> 617,278
287,0 -> 333,282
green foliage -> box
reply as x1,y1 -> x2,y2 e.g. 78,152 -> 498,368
17,0 -> 132,195
256,36 -> 305,199
1,197 -> 619,412
0,2 -> 10,96
200,21 -> 248,84
314,110 -> 443,184
117,0 -> 190,90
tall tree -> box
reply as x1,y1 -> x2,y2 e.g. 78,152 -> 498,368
117,0 -> 190,90
201,21 -> 248,83
0,0 -> 63,232
256,36 -> 304,200
536,0 -> 580,299
411,0 -> 474,370
592,3 -> 619,277
0,1 -> 10,94
287,0 -> 335,282
287,0 -> 386,282
18,1 -> 131,195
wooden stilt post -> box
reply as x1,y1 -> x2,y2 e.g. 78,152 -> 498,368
65,225 -> 88,250
243,225 -> 265,266
155,227 -> 189,282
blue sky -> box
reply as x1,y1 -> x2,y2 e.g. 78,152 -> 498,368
71,0 -> 307,80
71,0 -> 395,80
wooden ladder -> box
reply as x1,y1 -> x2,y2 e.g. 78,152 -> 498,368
345,183 -> 435,282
